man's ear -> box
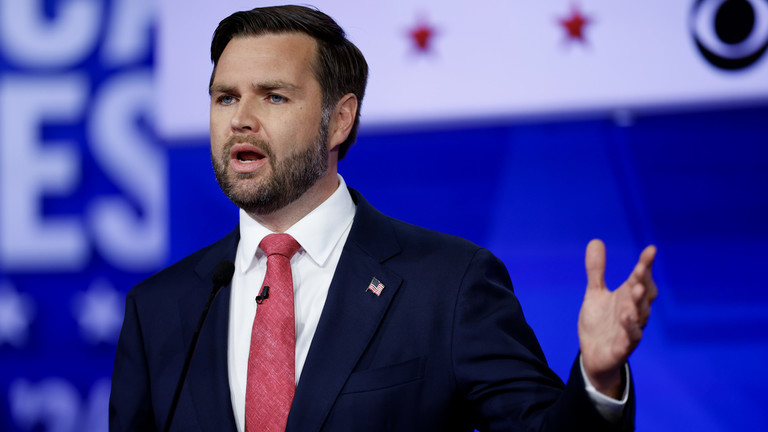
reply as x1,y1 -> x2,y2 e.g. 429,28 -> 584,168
328,93 -> 358,151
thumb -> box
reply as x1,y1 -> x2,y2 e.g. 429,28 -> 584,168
585,239 -> 607,291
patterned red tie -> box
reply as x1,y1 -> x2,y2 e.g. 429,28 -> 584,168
245,233 -> 301,432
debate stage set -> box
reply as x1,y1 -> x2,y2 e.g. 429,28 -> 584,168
1,1 -> 766,430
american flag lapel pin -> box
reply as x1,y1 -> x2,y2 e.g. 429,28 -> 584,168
366,277 -> 385,296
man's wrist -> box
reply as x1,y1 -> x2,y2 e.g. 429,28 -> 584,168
580,356 -> 629,422
588,368 -> 623,399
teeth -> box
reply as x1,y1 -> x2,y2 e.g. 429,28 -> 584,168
237,153 -> 255,163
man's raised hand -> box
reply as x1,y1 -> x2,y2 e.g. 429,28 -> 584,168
577,239 -> 658,398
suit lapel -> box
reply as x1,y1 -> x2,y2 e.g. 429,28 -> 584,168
167,192 -> 401,431
287,190 -> 403,432
176,228 -> 239,430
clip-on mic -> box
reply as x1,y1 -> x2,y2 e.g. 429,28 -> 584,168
255,286 -> 270,304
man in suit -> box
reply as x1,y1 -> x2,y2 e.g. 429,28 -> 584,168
110,5 -> 657,431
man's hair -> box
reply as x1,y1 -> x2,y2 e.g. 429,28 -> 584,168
210,5 -> 368,160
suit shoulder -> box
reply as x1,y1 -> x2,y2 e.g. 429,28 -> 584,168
129,227 -> 239,299
350,189 -> 493,265
386,215 -> 483,253
371,212 -> 515,299
377,215 -> 509,278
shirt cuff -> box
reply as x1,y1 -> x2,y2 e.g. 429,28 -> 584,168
579,356 -> 629,423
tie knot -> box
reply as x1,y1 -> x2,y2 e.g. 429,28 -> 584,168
259,233 -> 301,259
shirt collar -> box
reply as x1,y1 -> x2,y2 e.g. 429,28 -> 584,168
237,175 -> 356,272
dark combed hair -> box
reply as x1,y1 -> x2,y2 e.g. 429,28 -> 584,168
210,5 -> 368,160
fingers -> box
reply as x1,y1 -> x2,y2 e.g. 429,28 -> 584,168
585,239 -> 607,291
623,312 -> 644,342
629,245 -> 657,287
631,284 -> 652,328
640,245 -> 658,302
640,244 -> 657,266
610,242 -> 659,332
627,244 -> 658,305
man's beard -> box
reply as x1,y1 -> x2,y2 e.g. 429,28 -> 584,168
212,113 -> 330,215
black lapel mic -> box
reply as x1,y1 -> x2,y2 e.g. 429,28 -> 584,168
164,260 -> 235,432
255,286 -> 270,304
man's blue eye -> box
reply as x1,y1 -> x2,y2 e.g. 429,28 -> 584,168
269,94 -> 285,103
219,95 -> 235,105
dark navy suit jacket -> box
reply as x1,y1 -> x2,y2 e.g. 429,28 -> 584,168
109,189 -> 635,431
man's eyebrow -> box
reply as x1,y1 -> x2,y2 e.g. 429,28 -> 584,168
253,80 -> 301,93
209,83 -> 235,96
209,81 -> 302,96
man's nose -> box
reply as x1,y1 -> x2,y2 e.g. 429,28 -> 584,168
230,98 -> 261,132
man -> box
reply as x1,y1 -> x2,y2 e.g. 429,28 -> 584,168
110,5 -> 657,432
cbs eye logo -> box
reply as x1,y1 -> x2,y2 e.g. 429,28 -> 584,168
691,0 -> 768,70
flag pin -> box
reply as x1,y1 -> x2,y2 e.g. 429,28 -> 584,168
366,277 -> 385,296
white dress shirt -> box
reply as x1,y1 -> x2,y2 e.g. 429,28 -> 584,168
226,175 -> 626,430
227,175 -> 356,432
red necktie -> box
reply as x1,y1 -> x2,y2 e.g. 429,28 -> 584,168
245,233 -> 301,432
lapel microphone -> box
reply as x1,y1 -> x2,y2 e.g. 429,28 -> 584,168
164,260 -> 235,432
255,286 -> 270,304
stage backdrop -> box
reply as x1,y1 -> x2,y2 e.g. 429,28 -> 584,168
1,1 -> 766,431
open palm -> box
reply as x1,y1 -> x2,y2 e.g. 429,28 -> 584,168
578,239 -> 657,397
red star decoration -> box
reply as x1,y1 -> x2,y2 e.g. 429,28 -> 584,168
408,18 -> 437,53
411,25 -> 433,50
559,5 -> 591,43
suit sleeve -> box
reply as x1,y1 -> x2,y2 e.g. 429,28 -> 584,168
451,248 -> 634,431
109,291 -> 157,432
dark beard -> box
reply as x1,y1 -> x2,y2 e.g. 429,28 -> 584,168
212,115 -> 330,215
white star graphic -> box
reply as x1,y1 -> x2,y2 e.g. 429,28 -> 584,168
0,281 -> 35,347
72,279 -> 124,344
